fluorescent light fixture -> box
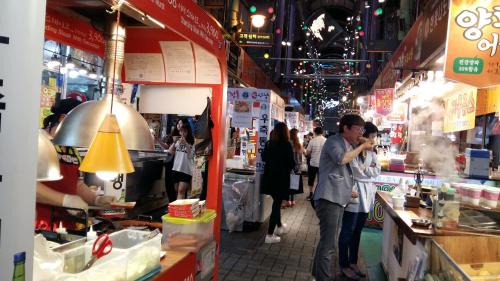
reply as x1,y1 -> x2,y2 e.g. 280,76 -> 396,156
146,15 -> 165,29
68,69 -> 79,78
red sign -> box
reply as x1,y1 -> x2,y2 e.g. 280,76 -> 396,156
375,89 -> 394,116
127,0 -> 225,60
390,124 -> 404,144
44,9 -> 105,57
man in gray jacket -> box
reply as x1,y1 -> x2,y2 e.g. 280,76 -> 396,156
312,114 -> 374,281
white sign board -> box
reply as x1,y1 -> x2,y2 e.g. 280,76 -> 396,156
0,1 -> 46,279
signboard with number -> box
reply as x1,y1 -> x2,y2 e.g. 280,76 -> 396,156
444,0 -> 500,87
443,87 -> 477,133
236,32 -> 273,47
375,88 -> 394,115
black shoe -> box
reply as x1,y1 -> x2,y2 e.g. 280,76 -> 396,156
306,193 -> 313,201
341,268 -> 361,280
350,265 -> 366,278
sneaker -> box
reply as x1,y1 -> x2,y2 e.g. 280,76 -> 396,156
275,223 -> 289,235
306,193 -> 313,201
265,234 -> 281,244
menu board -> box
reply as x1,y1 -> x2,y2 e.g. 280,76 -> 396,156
160,41 -> 195,83
124,53 -> 165,82
193,44 -> 221,84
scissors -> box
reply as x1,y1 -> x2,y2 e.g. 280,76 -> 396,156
83,234 -> 112,270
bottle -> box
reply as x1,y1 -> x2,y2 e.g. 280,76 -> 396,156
12,252 -> 25,281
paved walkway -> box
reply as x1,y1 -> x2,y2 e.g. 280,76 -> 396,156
218,193 -> 373,281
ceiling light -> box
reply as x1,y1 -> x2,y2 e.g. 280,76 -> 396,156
47,54 -> 61,69
65,56 -> 75,69
88,68 -> 98,79
78,65 -> 88,76
60,67 -> 67,74
298,46 -> 303,51
282,41 -> 286,46
378,0 -> 385,2
68,69 -> 79,79
286,41 -> 292,46
356,97 -> 364,104
251,14 -> 266,28
342,96 -> 348,102
365,1 -> 370,8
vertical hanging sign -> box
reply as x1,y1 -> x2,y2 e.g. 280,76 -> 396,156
375,88 -> 394,116
0,1 -> 47,280
444,0 -> 500,87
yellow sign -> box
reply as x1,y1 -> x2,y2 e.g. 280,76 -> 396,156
443,88 -> 477,133
444,0 -> 500,88
476,86 -> 500,115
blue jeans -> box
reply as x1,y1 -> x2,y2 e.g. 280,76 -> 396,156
338,211 -> 369,268
312,199 -> 345,281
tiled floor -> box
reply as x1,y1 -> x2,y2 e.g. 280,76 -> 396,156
218,192 -> 380,281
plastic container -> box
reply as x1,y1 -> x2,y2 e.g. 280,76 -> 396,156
450,183 -> 462,202
162,209 -> 217,252
438,201 -> 460,230
104,229 -> 162,281
468,185 -> 483,206
482,187 -> 500,208
56,244 -> 127,281
392,195 -> 405,209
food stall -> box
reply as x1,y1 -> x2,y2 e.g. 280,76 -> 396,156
1,0 -> 227,280
360,1 -> 500,281
222,88 -> 285,231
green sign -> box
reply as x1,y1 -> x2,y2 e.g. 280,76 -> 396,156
453,57 -> 484,74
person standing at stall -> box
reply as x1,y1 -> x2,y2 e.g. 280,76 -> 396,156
36,99 -> 115,230
338,122 -> 381,279
306,127 -> 326,201
168,119 -> 195,199
288,128 -> 305,207
261,122 -> 295,244
312,114 -> 374,281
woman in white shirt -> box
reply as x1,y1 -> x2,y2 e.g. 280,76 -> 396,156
338,122 -> 381,280
168,119 -> 195,199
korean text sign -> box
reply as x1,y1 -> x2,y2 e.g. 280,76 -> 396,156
443,87 -> 477,133
444,0 -> 500,87
375,88 -> 394,116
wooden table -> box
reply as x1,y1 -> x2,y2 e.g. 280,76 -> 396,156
376,191 -> 434,244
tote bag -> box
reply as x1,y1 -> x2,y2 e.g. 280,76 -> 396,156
290,173 -> 300,190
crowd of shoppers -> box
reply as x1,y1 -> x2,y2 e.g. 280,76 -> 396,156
259,114 -> 381,281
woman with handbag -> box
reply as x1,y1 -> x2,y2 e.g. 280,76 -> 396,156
338,122 -> 381,279
261,122 -> 295,244
287,128 -> 305,207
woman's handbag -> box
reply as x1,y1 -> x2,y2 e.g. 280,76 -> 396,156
290,173 -> 300,190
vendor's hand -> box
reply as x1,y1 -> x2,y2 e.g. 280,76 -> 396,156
62,194 -> 88,211
351,191 -> 359,198
94,195 -> 116,207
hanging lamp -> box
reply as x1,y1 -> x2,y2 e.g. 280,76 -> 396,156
37,130 -> 62,181
79,7 -> 134,180
52,3 -> 154,151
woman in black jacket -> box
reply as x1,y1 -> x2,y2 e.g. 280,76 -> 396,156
262,122 -> 295,244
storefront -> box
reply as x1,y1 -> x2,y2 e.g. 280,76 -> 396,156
358,1 -> 500,280
222,88 -> 285,231
1,0 -> 227,280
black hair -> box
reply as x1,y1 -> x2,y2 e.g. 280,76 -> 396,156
313,127 -> 323,135
363,122 -> 379,138
180,121 -> 195,145
43,98 -> 82,131
271,122 -> 290,143
339,114 -> 365,133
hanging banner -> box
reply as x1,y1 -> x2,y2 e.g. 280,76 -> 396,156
44,9 -> 105,57
285,112 -> 299,129
444,0 -> 500,88
375,88 -> 394,116
386,102 -> 408,123
476,86 -> 500,116
443,87 -> 477,133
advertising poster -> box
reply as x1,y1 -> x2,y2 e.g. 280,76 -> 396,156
375,88 -> 394,115
443,87 -> 477,133
231,100 -> 253,128
444,0 -> 500,87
